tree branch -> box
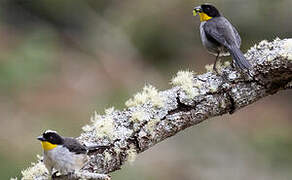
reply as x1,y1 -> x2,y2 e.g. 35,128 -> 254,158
20,38 -> 292,180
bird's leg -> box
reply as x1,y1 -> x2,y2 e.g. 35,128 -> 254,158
213,52 -> 220,75
231,61 -> 236,69
212,52 -> 230,83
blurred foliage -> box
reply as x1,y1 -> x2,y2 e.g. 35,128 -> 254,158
130,18 -> 180,64
0,0 -> 291,179
0,29 -> 58,94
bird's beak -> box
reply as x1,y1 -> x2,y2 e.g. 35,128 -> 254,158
193,6 -> 202,16
37,136 -> 46,141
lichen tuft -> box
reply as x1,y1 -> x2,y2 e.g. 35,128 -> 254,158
205,64 -> 214,72
171,70 -> 199,98
105,107 -> 115,115
83,111 -> 115,140
130,111 -> 147,123
145,118 -> 160,135
21,155 -> 48,180
125,84 -> 164,107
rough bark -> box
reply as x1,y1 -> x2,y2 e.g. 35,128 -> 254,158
20,38 -> 292,180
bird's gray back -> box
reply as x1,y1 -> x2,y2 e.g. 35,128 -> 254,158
204,16 -> 241,48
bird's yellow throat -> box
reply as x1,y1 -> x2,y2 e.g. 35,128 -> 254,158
199,13 -> 212,22
193,10 -> 212,22
41,141 -> 57,151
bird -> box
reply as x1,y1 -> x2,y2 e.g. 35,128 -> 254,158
37,130 -> 109,177
193,4 -> 251,74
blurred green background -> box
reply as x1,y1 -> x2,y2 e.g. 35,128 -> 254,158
0,0 -> 291,179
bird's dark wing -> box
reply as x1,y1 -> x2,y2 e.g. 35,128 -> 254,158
63,138 -> 87,154
203,17 -> 239,49
87,145 -> 110,155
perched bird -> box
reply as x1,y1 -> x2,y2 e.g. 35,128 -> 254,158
193,4 -> 251,73
37,130 -> 109,177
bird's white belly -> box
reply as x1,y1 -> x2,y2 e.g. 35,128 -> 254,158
44,146 -> 88,174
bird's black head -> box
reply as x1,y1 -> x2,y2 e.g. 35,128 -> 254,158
37,130 -> 64,145
201,4 -> 220,17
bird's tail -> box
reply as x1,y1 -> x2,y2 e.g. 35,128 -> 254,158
87,145 -> 110,154
228,46 -> 252,70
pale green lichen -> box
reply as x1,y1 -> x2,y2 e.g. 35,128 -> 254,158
125,84 -> 164,108
282,39 -> 292,60
171,70 -> 194,86
283,39 -> 292,50
257,38 -> 292,62
105,107 -> 115,115
171,70 -> 199,98
205,64 -> 213,72
145,118 -> 160,134
130,111 -> 147,123
258,39 -> 269,47
82,124 -> 92,132
21,155 -> 48,180
104,151 -> 112,163
82,111 -> 99,132
83,111 -> 115,140
126,145 -> 137,164
205,60 -> 230,73
216,61 -> 229,72
94,116 -> 115,139
223,61 -> 231,67
188,87 -> 199,98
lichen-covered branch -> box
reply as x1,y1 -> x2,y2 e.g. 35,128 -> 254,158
20,38 -> 292,180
